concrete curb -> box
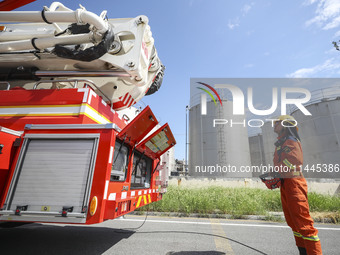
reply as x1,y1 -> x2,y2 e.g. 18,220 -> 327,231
130,211 -> 337,224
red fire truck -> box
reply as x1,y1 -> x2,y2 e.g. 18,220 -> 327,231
0,1 -> 175,225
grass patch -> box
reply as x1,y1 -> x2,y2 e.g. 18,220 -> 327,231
308,192 -> 340,212
138,185 -> 281,216
311,212 -> 340,224
137,186 -> 340,220
264,214 -> 285,223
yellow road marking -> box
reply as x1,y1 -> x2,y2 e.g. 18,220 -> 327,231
210,219 -> 234,254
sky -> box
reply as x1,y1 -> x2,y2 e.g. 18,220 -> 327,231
17,0 -> 340,160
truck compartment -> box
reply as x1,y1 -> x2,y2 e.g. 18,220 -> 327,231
0,135 -> 98,223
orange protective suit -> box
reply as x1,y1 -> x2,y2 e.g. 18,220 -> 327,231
274,135 -> 322,255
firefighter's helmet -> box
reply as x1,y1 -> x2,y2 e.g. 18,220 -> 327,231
276,115 -> 297,127
276,115 -> 300,141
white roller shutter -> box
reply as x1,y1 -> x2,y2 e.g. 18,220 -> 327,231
8,138 -> 96,217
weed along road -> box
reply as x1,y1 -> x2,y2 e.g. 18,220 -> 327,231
1,215 -> 339,255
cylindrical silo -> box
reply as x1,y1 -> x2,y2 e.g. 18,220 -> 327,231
261,86 -> 340,180
249,134 -> 265,177
188,100 -> 252,178
292,96 -> 340,179
261,120 -> 277,167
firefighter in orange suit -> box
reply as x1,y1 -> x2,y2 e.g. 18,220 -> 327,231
262,115 -> 322,255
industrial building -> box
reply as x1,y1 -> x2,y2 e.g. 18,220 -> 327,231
188,100 -> 252,178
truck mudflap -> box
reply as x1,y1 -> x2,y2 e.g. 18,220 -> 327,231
0,132 -> 99,223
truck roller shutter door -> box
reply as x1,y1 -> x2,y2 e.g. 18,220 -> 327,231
8,138 -> 95,219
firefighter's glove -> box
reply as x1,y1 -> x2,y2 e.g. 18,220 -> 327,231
260,173 -> 282,190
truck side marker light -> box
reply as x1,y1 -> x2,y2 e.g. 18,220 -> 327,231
90,196 -> 98,216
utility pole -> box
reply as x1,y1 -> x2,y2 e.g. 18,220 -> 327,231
185,105 -> 189,173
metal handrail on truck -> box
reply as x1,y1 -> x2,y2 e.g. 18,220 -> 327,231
33,79 -> 113,106
0,82 -> 10,90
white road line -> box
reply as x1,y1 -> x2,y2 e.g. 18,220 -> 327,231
116,218 -> 340,231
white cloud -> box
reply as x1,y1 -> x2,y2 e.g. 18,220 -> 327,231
287,57 -> 340,77
244,63 -> 254,68
324,14 -> 340,29
324,47 -> 337,54
303,0 -> 321,6
333,29 -> 340,37
242,3 -> 253,16
246,30 -> 255,36
305,0 -> 340,30
227,2 -> 254,30
228,18 -> 240,30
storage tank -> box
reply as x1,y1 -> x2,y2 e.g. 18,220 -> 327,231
249,133 -> 265,177
291,87 -> 340,179
261,120 -> 277,167
261,86 -> 340,179
188,100 -> 252,178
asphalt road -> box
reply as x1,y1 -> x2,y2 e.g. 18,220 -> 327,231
1,215 -> 339,255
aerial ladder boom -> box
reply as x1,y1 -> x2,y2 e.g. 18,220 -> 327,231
0,2 -> 165,110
